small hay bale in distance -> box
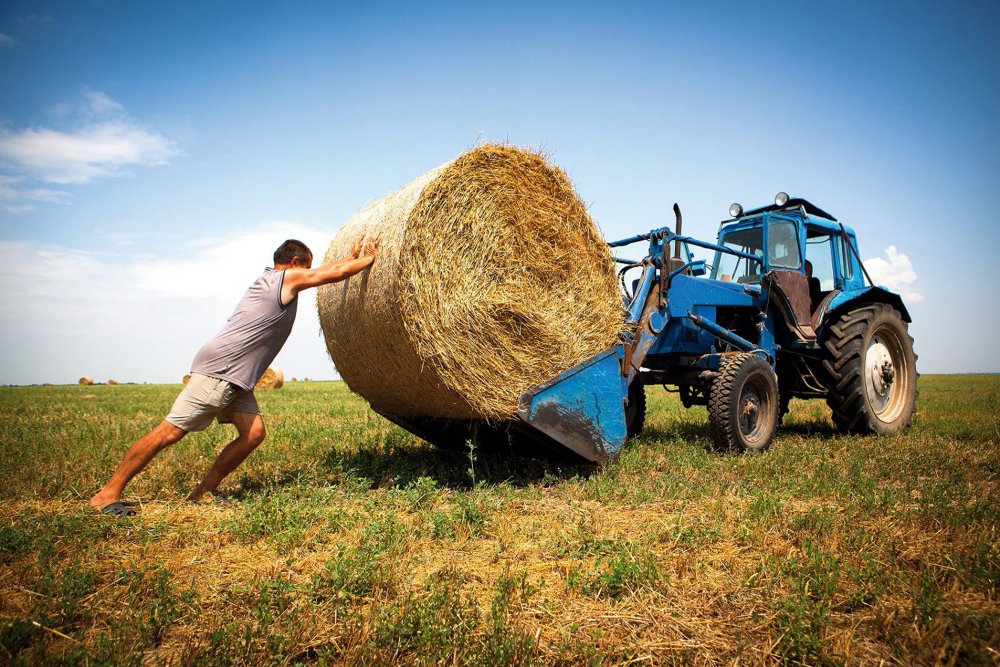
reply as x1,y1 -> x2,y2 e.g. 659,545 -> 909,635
255,367 -> 284,389
317,144 -> 622,420
182,374 -> 191,385
78,377 -> 93,386
108,378 -> 118,385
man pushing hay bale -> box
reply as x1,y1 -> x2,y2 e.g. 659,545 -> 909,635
90,239 -> 379,516
318,144 -> 622,421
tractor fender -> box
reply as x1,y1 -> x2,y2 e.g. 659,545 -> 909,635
821,287 -> 912,328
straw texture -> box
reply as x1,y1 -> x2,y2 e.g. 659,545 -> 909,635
317,145 -> 622,420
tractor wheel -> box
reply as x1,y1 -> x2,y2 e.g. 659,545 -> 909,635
708,353 -> 778,452
822,304 -> 917,434
625,381 -> 646,438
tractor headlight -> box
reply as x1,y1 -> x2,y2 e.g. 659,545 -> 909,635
775,192 -> 790,206
729,203 -> 743,218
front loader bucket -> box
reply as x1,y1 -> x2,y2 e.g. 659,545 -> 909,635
514,346 -> 629,463
375,346 -> 629,464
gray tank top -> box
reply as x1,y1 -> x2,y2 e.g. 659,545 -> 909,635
190,268 -> 297,390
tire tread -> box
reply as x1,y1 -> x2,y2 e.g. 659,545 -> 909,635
708,353 -> 777,452
822,303 -> 918,434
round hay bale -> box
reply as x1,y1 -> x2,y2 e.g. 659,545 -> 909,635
317,144 -> 622,420
255,367 -> 284,389
108,378 -> 118,385
78,376 -> 93,386
182,374 -> 191,385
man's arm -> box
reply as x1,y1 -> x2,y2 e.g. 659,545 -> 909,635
280,238 -> 378,303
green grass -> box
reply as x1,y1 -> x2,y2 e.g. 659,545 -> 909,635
0,375 -> 997,664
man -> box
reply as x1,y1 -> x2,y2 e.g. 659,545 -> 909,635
89,236 -> 378,516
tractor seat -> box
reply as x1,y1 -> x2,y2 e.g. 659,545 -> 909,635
809,276 -> 822,307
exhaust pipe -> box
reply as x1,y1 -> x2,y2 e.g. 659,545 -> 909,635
672,203 -> 683,259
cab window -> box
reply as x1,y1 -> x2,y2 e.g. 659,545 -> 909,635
767,218 -> 801,269
712,224 -> 762,283
837,234 -> 854,282
806,232 -> 836,291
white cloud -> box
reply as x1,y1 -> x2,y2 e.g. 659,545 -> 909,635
0,33 -> 17,47
83,90 -> 126,116
4,204 -> 34,214
0,122 -> 179,184
0,175 -> 69,203
0,91 -> 179,188
101,231 -> 144,247
864,245 -> 923,303
0,221 -> 339,385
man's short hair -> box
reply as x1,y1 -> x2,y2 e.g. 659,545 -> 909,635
274,239 -> 313,265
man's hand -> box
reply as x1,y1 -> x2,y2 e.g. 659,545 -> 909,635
362,234 -> 380,258
350,234 -> 379,259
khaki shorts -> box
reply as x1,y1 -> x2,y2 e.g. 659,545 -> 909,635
165,373 -> 260,432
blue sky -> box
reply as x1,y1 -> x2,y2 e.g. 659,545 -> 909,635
0,1 -> 997,384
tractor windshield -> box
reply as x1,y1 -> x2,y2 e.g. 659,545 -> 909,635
767,218 -> 802,270
713,223 -> 763,283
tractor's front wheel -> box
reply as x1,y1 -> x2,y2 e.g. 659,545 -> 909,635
625,381 -> 646,438
708,353 -> 779,452
822,304 -> 917,434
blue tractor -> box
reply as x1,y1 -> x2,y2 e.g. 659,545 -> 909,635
381,193 -> 918,462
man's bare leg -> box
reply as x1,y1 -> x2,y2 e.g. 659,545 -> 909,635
186,412 -> 266,502
89,421 -> 187,510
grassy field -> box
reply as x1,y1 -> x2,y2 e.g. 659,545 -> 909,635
0,376 -> 997,665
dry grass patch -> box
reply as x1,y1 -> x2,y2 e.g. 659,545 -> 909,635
0,376 -> 997,664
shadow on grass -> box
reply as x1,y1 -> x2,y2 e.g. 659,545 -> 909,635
778,418 -> 839,438
638,422 -> 743,458
233,468 -> 321,499
640,422 -> 712,446
327,438 -> 597,490
236,416 -> 838,498
638,416 -> 839,457
227,429 -> 597,499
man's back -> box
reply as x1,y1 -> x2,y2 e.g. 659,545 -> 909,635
191,267 -> 298,390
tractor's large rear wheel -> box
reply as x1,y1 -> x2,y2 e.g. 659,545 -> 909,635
708,353 -> 778,452
822,304 -> 917,434
625,381 -> 646,438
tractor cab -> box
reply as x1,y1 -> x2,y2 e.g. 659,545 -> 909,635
711,194 -> 865,341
